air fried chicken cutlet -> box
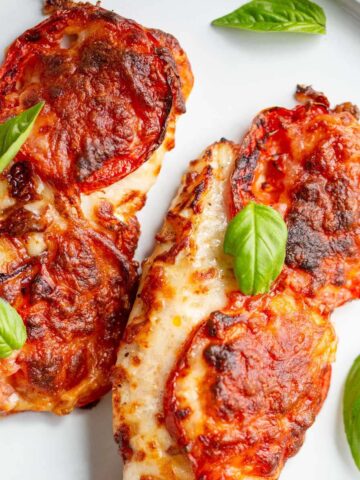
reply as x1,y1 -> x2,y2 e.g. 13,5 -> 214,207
113,86 -> 359,479
0,1 -> 193,414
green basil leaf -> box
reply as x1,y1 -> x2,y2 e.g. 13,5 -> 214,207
224,202 -> 287,295
0,101 -> 45,173
344,355 -> 360,470
0,298 -> 27,359
212,0 -> 326,35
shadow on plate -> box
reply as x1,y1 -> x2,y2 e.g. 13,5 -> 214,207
85,393 -> 122,480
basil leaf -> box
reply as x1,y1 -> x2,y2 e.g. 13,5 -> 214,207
224,202 -> 287,295
212,0 -> 326,35
344,355 -> 360,470
0,298 -> 27,359
0,101 -> 45,173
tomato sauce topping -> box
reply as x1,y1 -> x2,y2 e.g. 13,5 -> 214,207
0,3 -> 185,192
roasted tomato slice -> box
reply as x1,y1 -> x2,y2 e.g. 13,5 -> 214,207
0,3 -> 185,192
230,85 -> 360,304
0,184 -> 138,413
165,295 -> 335,480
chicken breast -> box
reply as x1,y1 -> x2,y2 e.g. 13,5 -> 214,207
0,1 -> 193,414
113,87 -> 359,479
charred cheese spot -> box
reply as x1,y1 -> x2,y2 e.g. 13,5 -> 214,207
43,0 -> 77,15
7,161 -> 37,202
115,423 -> 134,462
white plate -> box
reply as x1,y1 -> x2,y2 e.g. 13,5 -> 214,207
0,1 -> 359,479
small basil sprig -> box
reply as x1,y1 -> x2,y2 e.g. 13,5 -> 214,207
224,202 -> 287,295
344,356 -> 360,470
0,101 -> 45,173
0,298 -> 27,359
212,0 -> 326,35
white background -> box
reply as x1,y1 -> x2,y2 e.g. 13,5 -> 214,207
0,0 -> 359,478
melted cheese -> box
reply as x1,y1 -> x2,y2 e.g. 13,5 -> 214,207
80,142 -> 166,225
25,233 -> 47,257
0,181 -> 15,211
114,142 -> 245,480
